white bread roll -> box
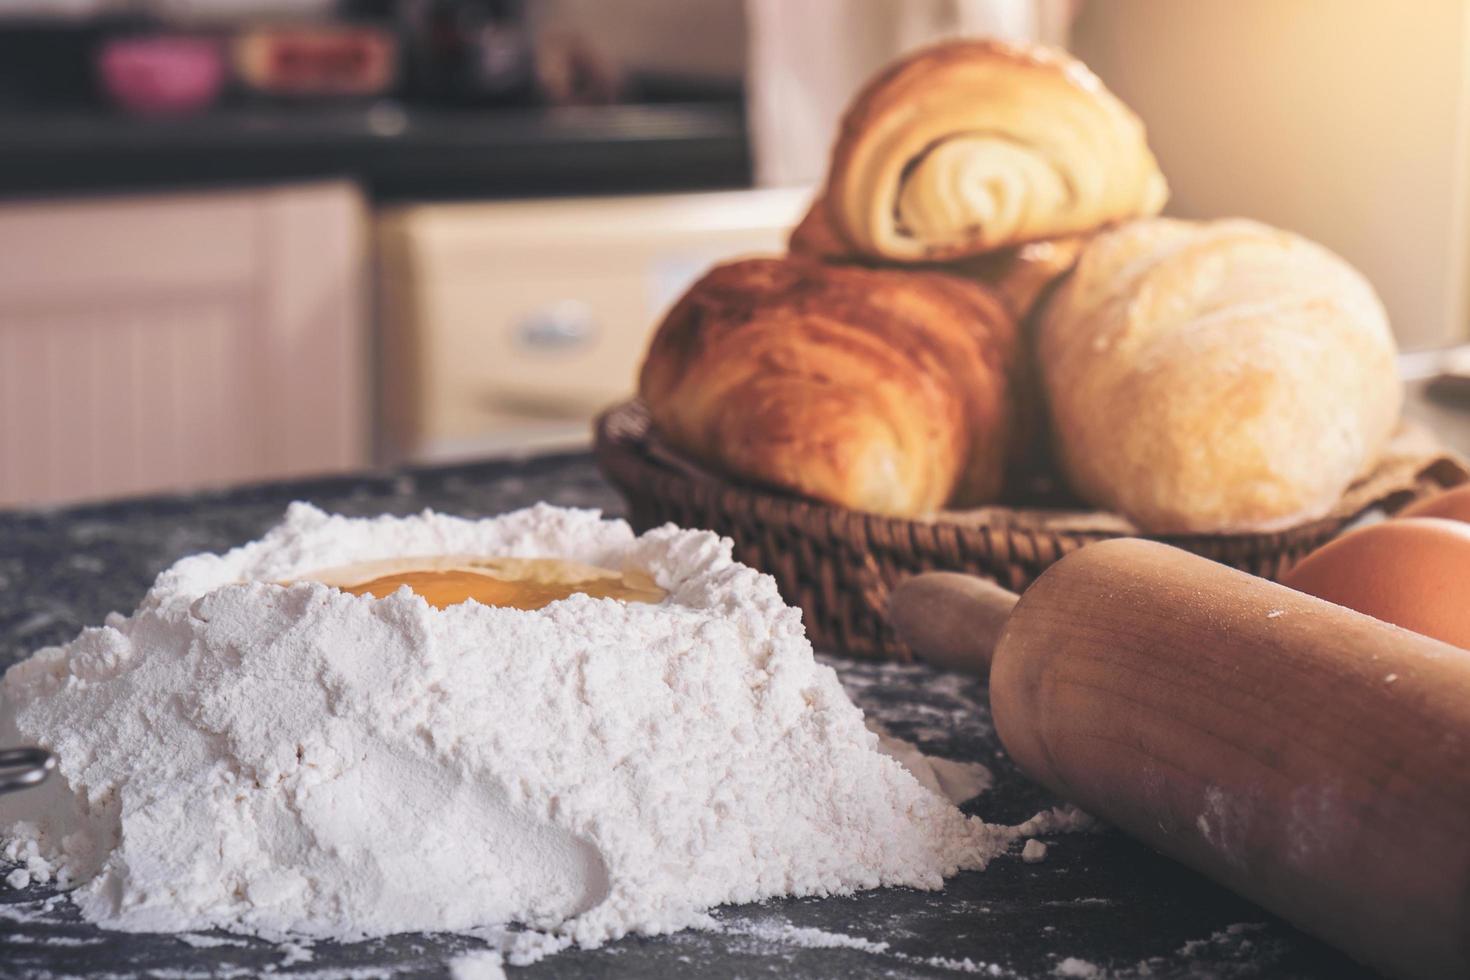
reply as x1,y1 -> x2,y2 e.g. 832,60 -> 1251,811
1037,218 -> 1402,534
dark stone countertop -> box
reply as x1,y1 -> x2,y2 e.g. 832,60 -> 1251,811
0,452 -> 1378,979
0,101 -> 750,203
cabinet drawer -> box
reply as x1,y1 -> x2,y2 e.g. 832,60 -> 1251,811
430,273 -> 658,417
378,188 -> 810,460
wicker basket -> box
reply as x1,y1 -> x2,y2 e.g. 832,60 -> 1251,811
595,400 -> 1469,660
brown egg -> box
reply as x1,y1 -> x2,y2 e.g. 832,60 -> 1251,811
1281,518 -> 1470,649
1398,484 -> 1470,524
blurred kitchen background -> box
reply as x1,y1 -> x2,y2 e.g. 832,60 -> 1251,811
2,0 -> 1469,507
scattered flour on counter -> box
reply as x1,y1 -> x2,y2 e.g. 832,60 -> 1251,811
710,915 -> 1012,975
5,932 -> 102,947
452,924 -> 574,967
1040,897 -> 1112,908
176,932 -> 252,949
503,929 -> 574,965
448,949 -> 507,980
0,893 -> 66,924
923,954 -> 1005,974
871,721 -> 993,804
278,939 -> 316,966
1176,922 -> 1267,958
1055,956 -> 1103,977
0,503 -> 1063,957
714,917 -> 891,954
4,834 -> 64,888
1015,805 -> 1098,837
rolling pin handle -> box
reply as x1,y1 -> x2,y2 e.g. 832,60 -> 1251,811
889,571 -> 1019,675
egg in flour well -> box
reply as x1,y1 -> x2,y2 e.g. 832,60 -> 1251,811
297,554 -> 666,611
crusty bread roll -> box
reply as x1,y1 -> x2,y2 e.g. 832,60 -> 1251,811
789,197 -> 1086,321
1037,218 -> 1403,533
822,39 -> 1167,263
942,235 -> 1089,323
639,257 -> 1022,515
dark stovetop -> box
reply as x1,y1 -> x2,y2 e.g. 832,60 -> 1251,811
0,100 -> 750,202
0,452 -> 1376,979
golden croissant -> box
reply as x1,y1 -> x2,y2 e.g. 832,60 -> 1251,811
790,197 -> 1085,321
639,257 -> 1023,515
823,39 -> 1167,262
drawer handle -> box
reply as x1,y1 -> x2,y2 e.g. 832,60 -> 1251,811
516,301 -> 597,351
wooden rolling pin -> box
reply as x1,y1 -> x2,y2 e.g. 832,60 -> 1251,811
889,539 -> 1470,980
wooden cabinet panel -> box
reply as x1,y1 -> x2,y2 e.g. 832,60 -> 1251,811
0,195 -> 257,300
0,181 -> 368,507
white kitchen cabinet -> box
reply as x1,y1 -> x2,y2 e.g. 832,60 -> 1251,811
377,187 -> 810,462
0,180 -> 369,507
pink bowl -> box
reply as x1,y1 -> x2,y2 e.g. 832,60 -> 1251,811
99,36 -> 225,116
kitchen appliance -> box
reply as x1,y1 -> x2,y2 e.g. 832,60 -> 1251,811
233,23 -> 398,99
98,33 -> 225,115
397,0 -> 535,104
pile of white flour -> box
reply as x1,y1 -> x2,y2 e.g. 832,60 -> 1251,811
0,503 -> 1045,950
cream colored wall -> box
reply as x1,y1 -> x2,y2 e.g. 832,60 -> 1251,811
745,0 -> 1077,185
1072,0 -> 1470,349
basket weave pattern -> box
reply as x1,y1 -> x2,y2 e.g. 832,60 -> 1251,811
595,401 -> 1467,660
